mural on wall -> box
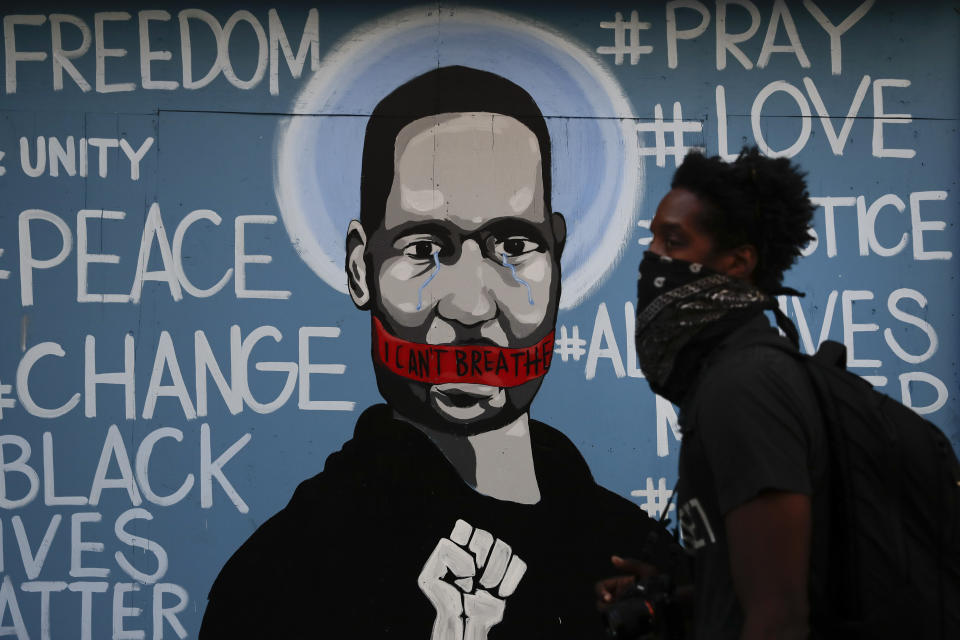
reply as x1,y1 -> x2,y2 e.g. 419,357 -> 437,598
0,1 -> 956,638
202,65 -> 673,639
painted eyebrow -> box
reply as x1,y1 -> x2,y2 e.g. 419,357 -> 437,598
481,219 -> 549,246
383,218 -> 550,247
384,221 -> 454,244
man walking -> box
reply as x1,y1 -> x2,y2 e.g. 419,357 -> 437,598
613,147 -> 823,640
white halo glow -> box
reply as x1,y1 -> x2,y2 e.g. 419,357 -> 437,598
275,6 -> 642,309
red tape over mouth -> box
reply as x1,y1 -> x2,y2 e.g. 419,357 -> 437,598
372,318 -> 555,387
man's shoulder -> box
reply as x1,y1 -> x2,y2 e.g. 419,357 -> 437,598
200,468 -> 365,637
680,318 -> 824,442
707,340 -> 805,384
687,349 -> 814,432
529,423 -> 677,569
206,428 -> 380,592
529,419 -> 585,452
213,474 -> 336,562
695,321 -> 810,400
528,419 -> 597,481
205,467 -> 370,612
530,420 -> 657,516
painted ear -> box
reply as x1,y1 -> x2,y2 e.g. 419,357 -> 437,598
345,220 -> 371,309
551,211 -> 567,258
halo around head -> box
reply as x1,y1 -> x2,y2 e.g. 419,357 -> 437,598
274,6 -> 642,309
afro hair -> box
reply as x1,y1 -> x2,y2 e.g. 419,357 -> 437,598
671,146 -> 815,292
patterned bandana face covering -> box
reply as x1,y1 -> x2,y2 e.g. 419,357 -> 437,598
634,251 -> 773,395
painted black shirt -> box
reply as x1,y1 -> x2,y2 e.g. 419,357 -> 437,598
200,404 -> 675,639
676,315 -> 828,640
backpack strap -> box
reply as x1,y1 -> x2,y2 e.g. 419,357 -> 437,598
812,341 -> 847,370
770,305 -> 801,349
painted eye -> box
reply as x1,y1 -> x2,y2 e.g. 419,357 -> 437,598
403,240 -> 441,260
495,236 -> 541,258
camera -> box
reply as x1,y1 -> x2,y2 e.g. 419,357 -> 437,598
602,574 -> 682,640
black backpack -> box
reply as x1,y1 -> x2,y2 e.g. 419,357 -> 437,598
760,332 -> 960,639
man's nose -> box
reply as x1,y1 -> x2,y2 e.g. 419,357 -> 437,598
648,235 -> 664,256
435,240 -> 498,326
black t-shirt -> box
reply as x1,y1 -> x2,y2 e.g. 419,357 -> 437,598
676,315 -> 828,640
200,405 -> 675,639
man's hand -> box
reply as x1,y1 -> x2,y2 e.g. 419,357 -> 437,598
594,555 -> 659,610
418,519 -> 527,640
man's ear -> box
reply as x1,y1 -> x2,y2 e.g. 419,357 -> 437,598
345,220 -> 371,309
551,212 -> 567,258
721,244 -> 759,281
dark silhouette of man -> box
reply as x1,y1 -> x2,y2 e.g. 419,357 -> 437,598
600,148 -> 823,640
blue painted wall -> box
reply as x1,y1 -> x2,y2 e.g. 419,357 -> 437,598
0,1 -> 956,637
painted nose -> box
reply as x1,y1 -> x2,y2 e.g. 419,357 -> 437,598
435,240 -> 498,326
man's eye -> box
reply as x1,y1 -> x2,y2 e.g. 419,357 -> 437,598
403,240 -> 441,260
665,235 -> 686,249
495,236 -> 541,258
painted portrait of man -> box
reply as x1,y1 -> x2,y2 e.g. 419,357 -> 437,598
199,66 -> 672,639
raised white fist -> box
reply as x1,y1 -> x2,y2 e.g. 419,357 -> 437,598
418,519 -> 527,640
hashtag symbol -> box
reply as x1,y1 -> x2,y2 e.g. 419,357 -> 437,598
631,477 -> 676,520
636,102 -> 704,168
0,381 -> 16,420
554,325 -> 586,363
596,11 -> 652,66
